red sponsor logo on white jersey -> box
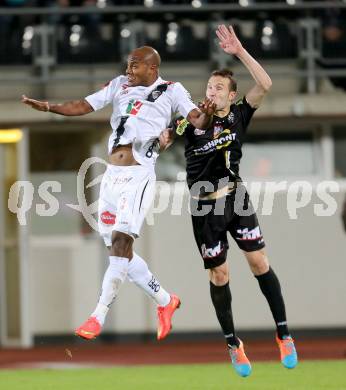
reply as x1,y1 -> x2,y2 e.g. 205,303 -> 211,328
100,211 -> 116,225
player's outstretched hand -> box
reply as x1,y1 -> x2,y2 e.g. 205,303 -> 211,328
216,25 -> 243,56
21,95 -> 50,112
198,97 -> 217,116
159,128 -> 174,151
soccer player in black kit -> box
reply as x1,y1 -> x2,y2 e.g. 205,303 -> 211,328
171,25 -> 298,377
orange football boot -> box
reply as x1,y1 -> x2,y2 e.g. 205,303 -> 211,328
75,317 -> 101,340
276,334 -> 298,369
157,294 -> 181,341
229,339 -> 252,377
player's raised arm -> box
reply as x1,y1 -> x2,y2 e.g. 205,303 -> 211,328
216,25 -> 272,108
21,95 -> 94,116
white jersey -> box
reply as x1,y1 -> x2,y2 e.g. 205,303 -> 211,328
85,75 -> 197,168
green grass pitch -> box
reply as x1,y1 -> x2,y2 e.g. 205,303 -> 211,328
1,360 -> 345,390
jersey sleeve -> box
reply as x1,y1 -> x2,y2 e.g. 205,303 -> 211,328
85,77 -> 120,111
171,82 -> 198,119
236,96 -> 256,129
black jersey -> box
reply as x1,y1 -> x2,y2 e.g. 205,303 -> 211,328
175,96 -> 256,191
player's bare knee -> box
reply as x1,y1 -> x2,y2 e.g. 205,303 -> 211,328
209,263 -> 229,286
245,250 -> 269,275
252,263 -> 268,275
110,231 -> 133,259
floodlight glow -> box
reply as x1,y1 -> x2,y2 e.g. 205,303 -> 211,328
97,0 -> 106,8
192,0 -> 202,8
120,29 -> 131,38
239,0 -> 249,7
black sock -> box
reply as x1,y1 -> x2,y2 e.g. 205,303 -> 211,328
210,281 -> 239,348
255,267 -> 289,339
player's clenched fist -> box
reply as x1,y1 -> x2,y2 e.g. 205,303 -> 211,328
198,97 -> 217,116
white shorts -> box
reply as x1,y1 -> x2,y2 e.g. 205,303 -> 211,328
98,164 -> 156,246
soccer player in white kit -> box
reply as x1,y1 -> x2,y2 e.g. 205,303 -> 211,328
22,46 -> 216,341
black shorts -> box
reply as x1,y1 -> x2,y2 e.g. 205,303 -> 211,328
190,184 -> 265,269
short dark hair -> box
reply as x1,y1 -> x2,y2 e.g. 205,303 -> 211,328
211,69 -> 237,92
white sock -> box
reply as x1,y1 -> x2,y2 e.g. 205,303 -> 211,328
91,256 -> 128,325
128,252 -> 171,307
